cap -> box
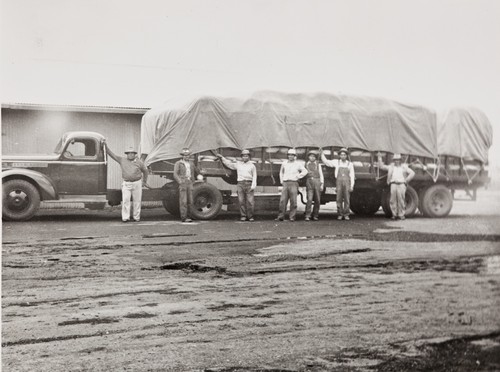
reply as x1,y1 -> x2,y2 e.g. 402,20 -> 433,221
241,149 -> 251,156
287,148 -> 297,155
338,148 -> 348,155
124,146 -> 137,154
393,153 -> 402,160
180,148 -> 192,156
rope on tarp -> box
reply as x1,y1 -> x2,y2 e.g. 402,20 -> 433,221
461,158 -> 481,185
268,149 -> 276,185
412,158 -> 440,183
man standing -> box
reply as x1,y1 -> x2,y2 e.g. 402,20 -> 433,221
216,149 -> 257,222
304,151 -> 324,221
173,148 -> 203,223
377,153 -> 415,220
276,148 -> 308,222
104,142 -> 149,222
320,148 -> 355,220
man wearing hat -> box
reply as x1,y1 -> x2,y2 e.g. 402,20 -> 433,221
377,153 -> 415,220
304,151 -> 324,221
104,141 -> 149,222
320,147 -> 355,220
173,148 -> 203,222
276,148 -> 308,222
216,149 -> 257,221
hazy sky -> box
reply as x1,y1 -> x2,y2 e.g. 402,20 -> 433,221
2,0 -> 499,164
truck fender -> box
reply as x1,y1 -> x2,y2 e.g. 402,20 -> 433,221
2,169 -> 58,200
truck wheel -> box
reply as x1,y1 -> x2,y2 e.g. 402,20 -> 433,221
418,188 -> 428,215
405,186 -> 419,217
420,184 -> 453,218
191,183 -> 223,220
2,179 -> 41,221
350,190 -> 381,215
381,185 -> 419,218
161,187 -> 180,217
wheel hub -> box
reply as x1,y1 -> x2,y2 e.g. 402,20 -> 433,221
7,190 -> 29,211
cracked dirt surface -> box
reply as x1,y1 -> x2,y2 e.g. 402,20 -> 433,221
2,199 -> 500,371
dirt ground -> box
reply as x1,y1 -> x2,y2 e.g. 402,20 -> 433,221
2,191 -> 500,371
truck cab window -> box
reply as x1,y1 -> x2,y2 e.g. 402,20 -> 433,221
63,139 -> 97,160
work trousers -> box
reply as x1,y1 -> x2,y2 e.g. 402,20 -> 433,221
390,183 -> 406,218
336,178 -> 351,217
305,178 -> 321,218
278,181 -> 299,220
122,180 -> 142,221
178,181 -> 194,220
237,181 -> 255,219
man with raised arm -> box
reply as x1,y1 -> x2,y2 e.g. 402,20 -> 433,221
320,148 -> 355,220
104,141 -> 149,222
216,149 -> 257,222
377,153 -> 415,220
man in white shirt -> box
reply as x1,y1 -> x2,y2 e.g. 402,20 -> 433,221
304,151 -> 324,221
276,148 -> 308,222
216,149 -> 257,222
320,148 -> 355,220
377,153 -> 415,220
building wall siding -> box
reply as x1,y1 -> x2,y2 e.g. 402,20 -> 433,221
1,108 -> 166,189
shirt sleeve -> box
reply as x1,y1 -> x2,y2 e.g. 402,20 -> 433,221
319,164 -> 324,184
404,164 -> 415,182
251,164 -> 257,189
279,162 -> 285,184
221,157 -> 237,170
349,163 -> 355,189
320,153 -> 336,168
298,163 -> 308,179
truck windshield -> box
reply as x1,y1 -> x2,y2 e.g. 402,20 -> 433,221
53,138 -> 64,154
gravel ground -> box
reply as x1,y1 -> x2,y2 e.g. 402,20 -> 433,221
2,191 -> 500,371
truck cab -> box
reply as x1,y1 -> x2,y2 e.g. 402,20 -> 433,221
2,131 -> 107,221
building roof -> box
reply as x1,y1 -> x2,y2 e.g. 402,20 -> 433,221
1,102 -> 150,115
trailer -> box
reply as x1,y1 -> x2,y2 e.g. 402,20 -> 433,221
141,92 -> 492,219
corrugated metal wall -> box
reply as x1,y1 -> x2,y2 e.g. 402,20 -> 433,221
1,108 -> 166,189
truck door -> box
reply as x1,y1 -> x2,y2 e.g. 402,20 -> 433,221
56,137 -> 107,195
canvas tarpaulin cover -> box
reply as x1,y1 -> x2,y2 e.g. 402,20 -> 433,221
141,91 -> 440,165
438,107 -> 492,163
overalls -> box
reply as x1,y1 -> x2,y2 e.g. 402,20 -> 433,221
336,165 -> 351,217
305,162 -> 322,219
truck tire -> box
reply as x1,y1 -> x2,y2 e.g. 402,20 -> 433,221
350,189 -> 381,216
381,185 -> 419,218
191,183 -> 223,220
161,187 -> 180,217
418,188 -> 428,216
2,179 -> 41,221
420,184 -> 453,218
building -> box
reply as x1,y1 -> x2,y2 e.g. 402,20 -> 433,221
1,103 -> 167,189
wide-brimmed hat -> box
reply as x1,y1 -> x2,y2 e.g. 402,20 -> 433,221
393,153 -> 402,160
180,148 -> 191,156
124,146 -> 137,154
338,148 -> 349,155
287,148 -> 297,156
307,151 -> 318,158
241,149 -> 251,156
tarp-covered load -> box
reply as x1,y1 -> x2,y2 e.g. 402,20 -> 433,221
438,107 -> 492,163
141,91 -> 444,165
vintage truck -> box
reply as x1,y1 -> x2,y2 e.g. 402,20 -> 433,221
2,92 -> 492,221
1,131 -> 230,221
